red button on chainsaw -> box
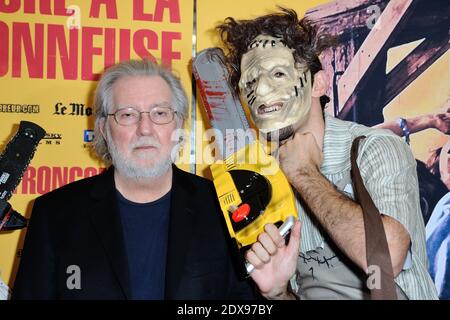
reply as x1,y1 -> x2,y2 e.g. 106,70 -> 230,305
232,203 -> 250,223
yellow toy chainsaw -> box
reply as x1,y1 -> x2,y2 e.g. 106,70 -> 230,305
193,48 -> 298,274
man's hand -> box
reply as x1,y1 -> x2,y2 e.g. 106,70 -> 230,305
278,132 -> 323,183
245,219 -> 301,300
433,109 -> 450,134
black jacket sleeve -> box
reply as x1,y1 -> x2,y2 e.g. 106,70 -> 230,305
12,197 -> 57,299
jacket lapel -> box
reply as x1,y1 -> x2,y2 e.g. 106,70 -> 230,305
87,167 -> 131,299
86,165 -> 197,299
165,165 -> 197,299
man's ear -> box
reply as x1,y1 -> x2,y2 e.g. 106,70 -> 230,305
312,70 -> 329,98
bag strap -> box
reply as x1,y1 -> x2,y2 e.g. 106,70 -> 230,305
350,136 -> 397,300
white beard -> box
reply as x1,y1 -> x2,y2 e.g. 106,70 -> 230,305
105,127 -> 180,179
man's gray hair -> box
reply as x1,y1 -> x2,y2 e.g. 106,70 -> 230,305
92,59 -> 188,163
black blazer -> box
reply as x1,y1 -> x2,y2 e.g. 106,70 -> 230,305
12,165 -> 255,299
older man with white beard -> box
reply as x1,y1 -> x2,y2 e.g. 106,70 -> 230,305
12,59 -> 255,300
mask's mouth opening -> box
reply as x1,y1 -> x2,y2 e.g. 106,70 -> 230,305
257,102 -> 283,115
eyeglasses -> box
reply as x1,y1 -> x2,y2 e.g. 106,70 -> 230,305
107,106 -> 177,126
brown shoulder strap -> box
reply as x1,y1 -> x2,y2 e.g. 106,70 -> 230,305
351,136 -> 397,300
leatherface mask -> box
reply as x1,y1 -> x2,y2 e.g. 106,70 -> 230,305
239,35 -> 312,141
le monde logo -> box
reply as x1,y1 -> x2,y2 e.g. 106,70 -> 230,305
53,102 -> 93,116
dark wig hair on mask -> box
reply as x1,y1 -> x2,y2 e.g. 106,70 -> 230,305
217,7 -> 335,96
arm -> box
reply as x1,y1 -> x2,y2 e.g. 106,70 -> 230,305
287,165 -> 410,275
278,133 -> 411,276
374,110 -> 450,136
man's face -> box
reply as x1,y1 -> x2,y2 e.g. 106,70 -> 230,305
102,75 -> 179,179
239,36 -> 312,138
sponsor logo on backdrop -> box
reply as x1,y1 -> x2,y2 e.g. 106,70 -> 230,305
83,129 -> 95,149
14,166 -> 106,195
0,103 -> 40,114
84,130 -> 94,142
42,132 -> 63,145
54,102 -> 93,116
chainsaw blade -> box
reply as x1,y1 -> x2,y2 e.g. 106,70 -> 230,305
193,47 -> 254,159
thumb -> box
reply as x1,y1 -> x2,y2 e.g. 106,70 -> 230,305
287,219 -> 302,256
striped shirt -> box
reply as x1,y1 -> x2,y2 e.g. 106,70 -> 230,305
294,113 -> 438,299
